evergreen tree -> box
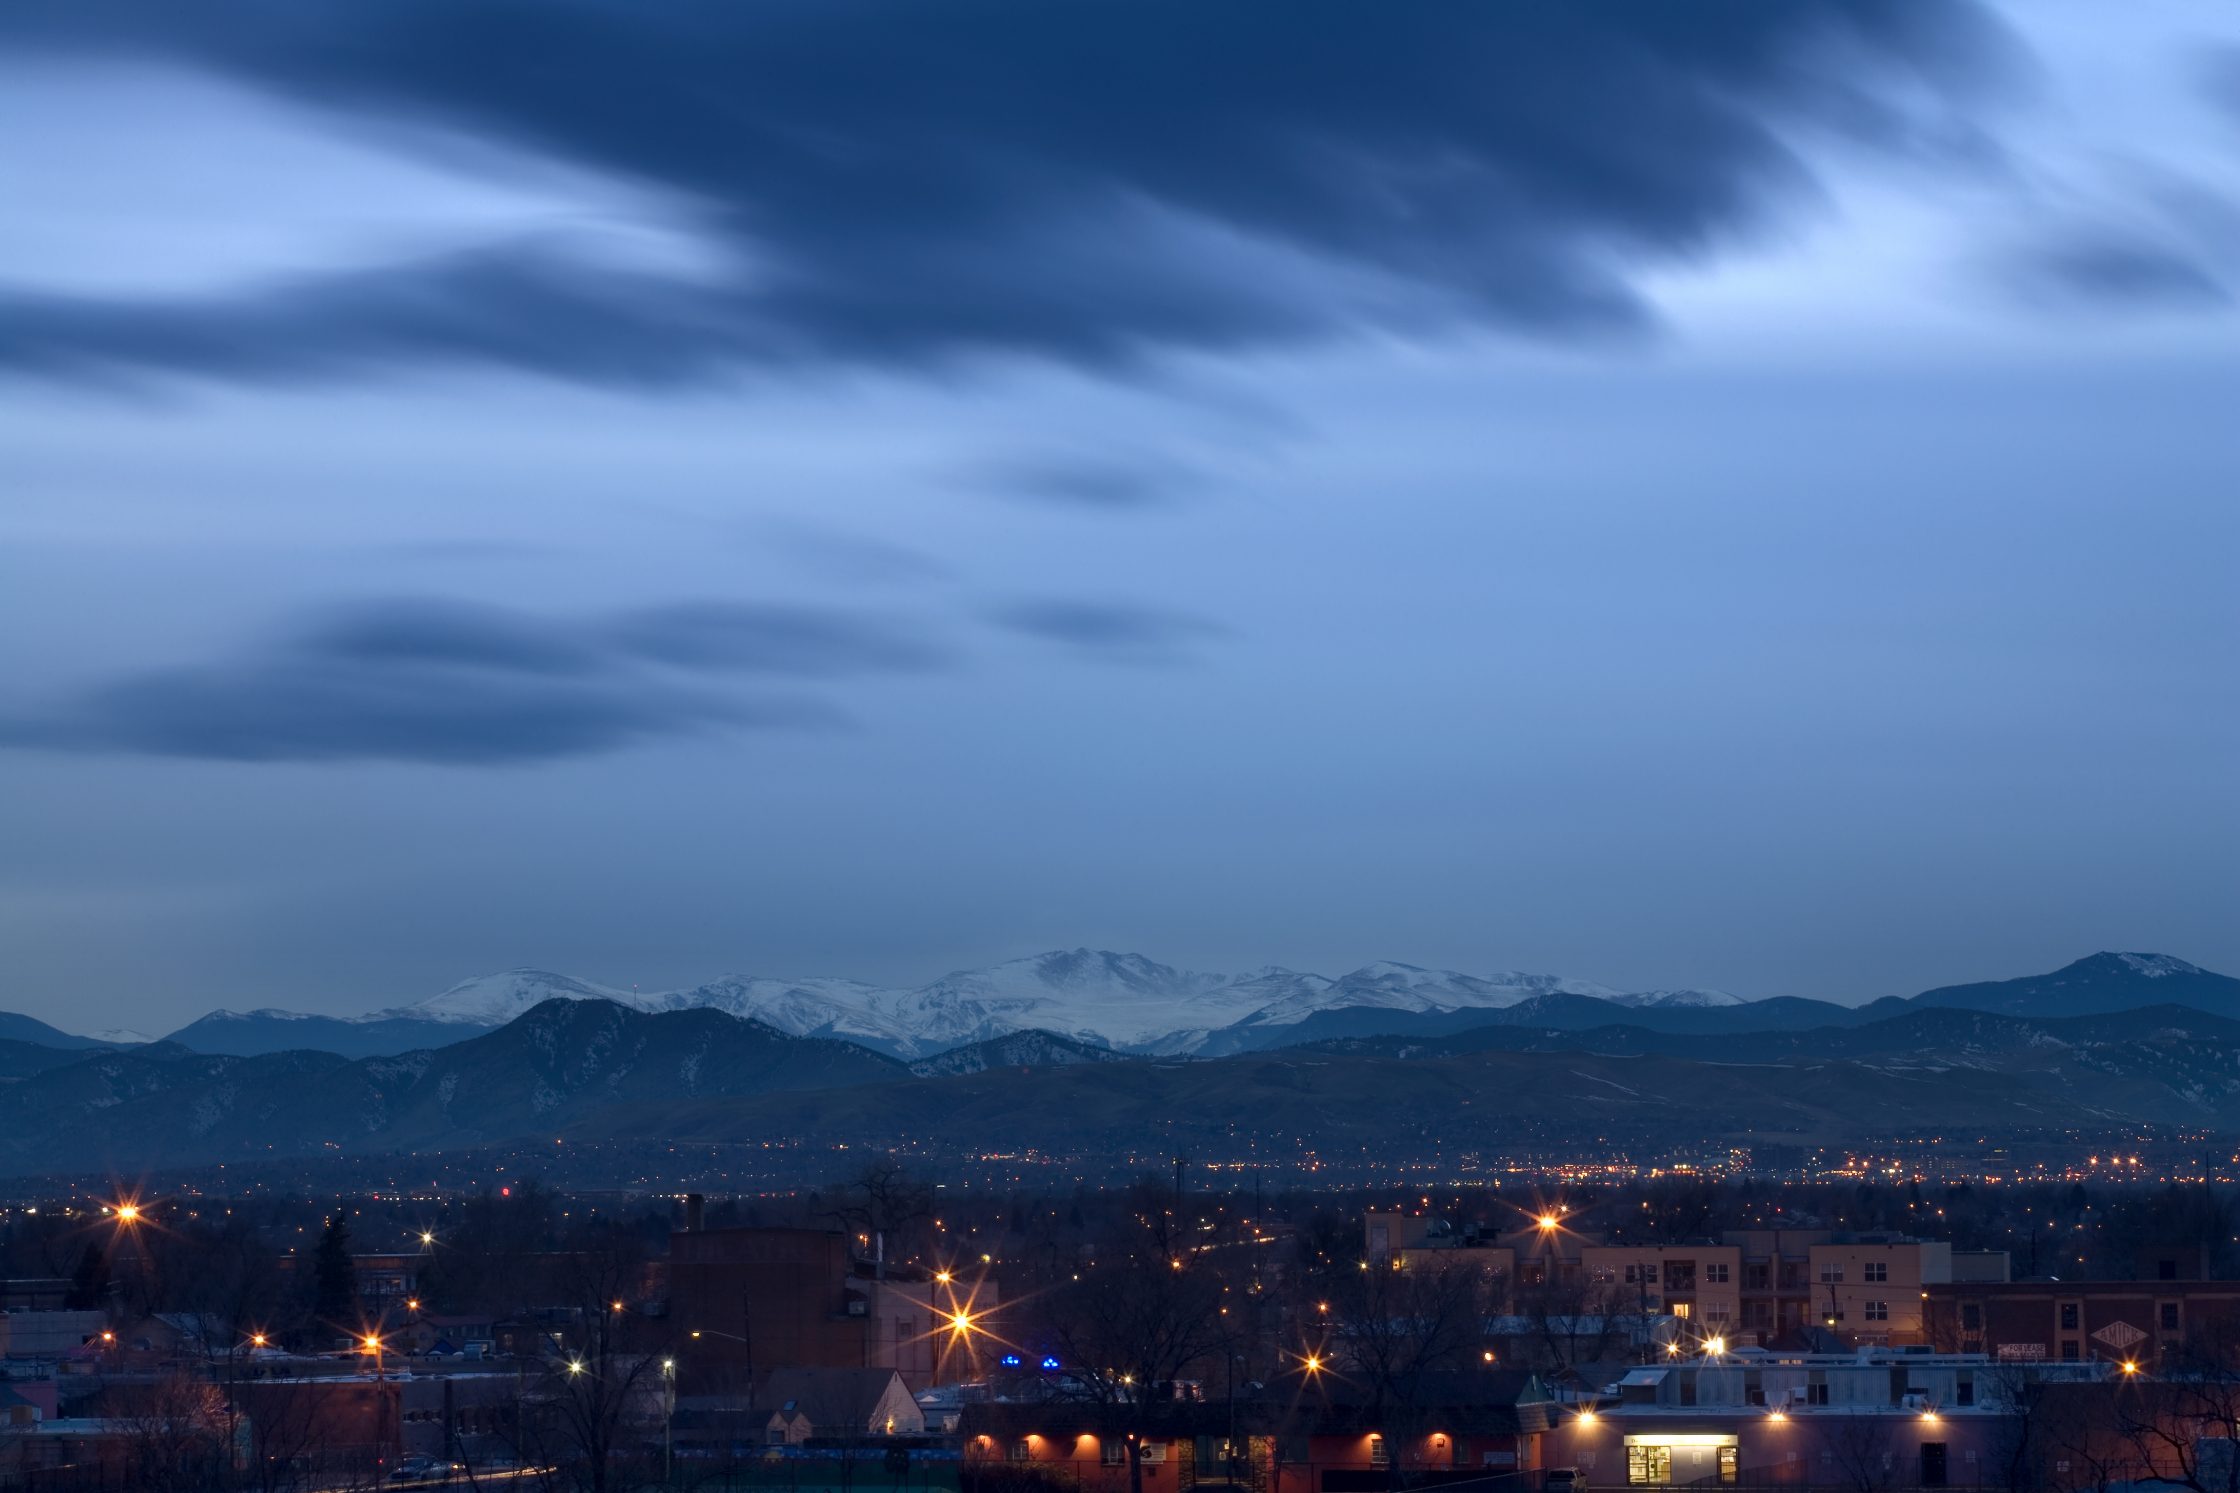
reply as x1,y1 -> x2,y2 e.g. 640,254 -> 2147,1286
311,1215 -> 356,1334
64,1243 -> 110,1310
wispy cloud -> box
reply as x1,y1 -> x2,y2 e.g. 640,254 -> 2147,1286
989,599 -> 1229,666
0,597 -> 948,765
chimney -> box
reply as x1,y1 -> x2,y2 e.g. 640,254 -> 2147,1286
685,1193 -> 705,1232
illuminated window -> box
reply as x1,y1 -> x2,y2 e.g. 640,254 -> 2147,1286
1671,1302 -> 1692,1320
1627,1446 -> 1671,1485
1719,1447 -> 1738,1485
1369,1437 -> 1388,1467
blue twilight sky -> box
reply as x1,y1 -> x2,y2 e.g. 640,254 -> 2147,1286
1,1 -> 2236,1032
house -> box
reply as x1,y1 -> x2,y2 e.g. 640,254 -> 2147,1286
751,1368 -> 925,1445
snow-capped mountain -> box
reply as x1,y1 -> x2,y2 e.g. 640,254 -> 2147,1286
387,969 -> 637,1027
359,950 -> 1672,1058
1607,989 -> 1748,1010
152,950 -> 1807,1061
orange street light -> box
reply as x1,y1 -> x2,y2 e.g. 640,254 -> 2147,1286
1536,1213 -> 1559,1231
115,1203 -> 141,1225
250,1333 -> 269,1349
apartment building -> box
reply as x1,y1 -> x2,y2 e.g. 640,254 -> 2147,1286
1923,1279 -> 2240,1369
1581,1245 -> 1745,1332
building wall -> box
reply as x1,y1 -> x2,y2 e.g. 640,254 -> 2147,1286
671,1228 -> 866,1394
1582,1247 -> 1745,1331
1806,1241 -> 1951,1345
1924,1281 -> 2240,1369
1550,1411 -> 2007,1488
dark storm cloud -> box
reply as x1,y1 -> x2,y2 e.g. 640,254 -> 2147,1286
0,0 -> 2018,385
990,600 -> 1228,665
0,597 -> 951,765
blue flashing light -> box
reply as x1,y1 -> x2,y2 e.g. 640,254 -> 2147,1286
1040,1356 -> 1061,1371
1000,1354 -> 1023,1368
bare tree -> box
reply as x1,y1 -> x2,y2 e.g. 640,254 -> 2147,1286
1820,1412 -> 1898,1493
822,1161 -> 939,1272
512,1224 -> 670,1493
113,1371 -> 231,1493
1032,1180 -> 1232,1493
1332,1257 -> 1497,1488
2105,1317 -> 2240,1493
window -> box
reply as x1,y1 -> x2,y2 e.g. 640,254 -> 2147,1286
1820,1264 -> 1844,1283
1962,1304 -> 1982,1331
1864,1301 -> 1889,1322
1104,1443 -> 1127,1467
1807,1382 -> 1830,1405
1672,1302 -> 1692,1320
1369,1437 -> 1388,1467
1625,1264 -> 1659,1284
1957,1379 -> 1975,1407
1718,1446 -> 1738,1485
1009,1441 -> 1032,1463
1705,1263 -> 1730,1284
1592,1266 -> 1617,1285
1745,1264 -> 1770,1290
1627,1446 -> 1672,1485
2061,1342 -> 2080,1362
1864,1262 -> 1888,1283
2162,1303 -> 2181,1331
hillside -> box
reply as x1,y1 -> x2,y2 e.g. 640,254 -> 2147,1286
0,999 -> 901,1175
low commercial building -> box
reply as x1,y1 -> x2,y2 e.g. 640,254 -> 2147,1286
1545,1348 -> 2108,1489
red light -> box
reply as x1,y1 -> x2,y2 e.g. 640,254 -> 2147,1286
501,1186 -> 511,1197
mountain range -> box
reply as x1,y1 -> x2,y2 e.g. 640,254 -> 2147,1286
153,949 -> 1751,1060
139,949 -> 2240,1063
0,952 -> 2236,1178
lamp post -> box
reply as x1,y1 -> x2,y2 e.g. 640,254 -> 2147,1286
662,1357 -> 676,1487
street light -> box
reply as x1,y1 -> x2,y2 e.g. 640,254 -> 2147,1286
115,1203 -> 141,1226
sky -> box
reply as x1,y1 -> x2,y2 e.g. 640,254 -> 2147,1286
2,1 -> 2236,1033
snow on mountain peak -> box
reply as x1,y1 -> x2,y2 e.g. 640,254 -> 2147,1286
390,968 -> 639,1027
358,951 -> 1756,1057
1608,988 -> 1748,1010
2113,953 -> 2200,979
